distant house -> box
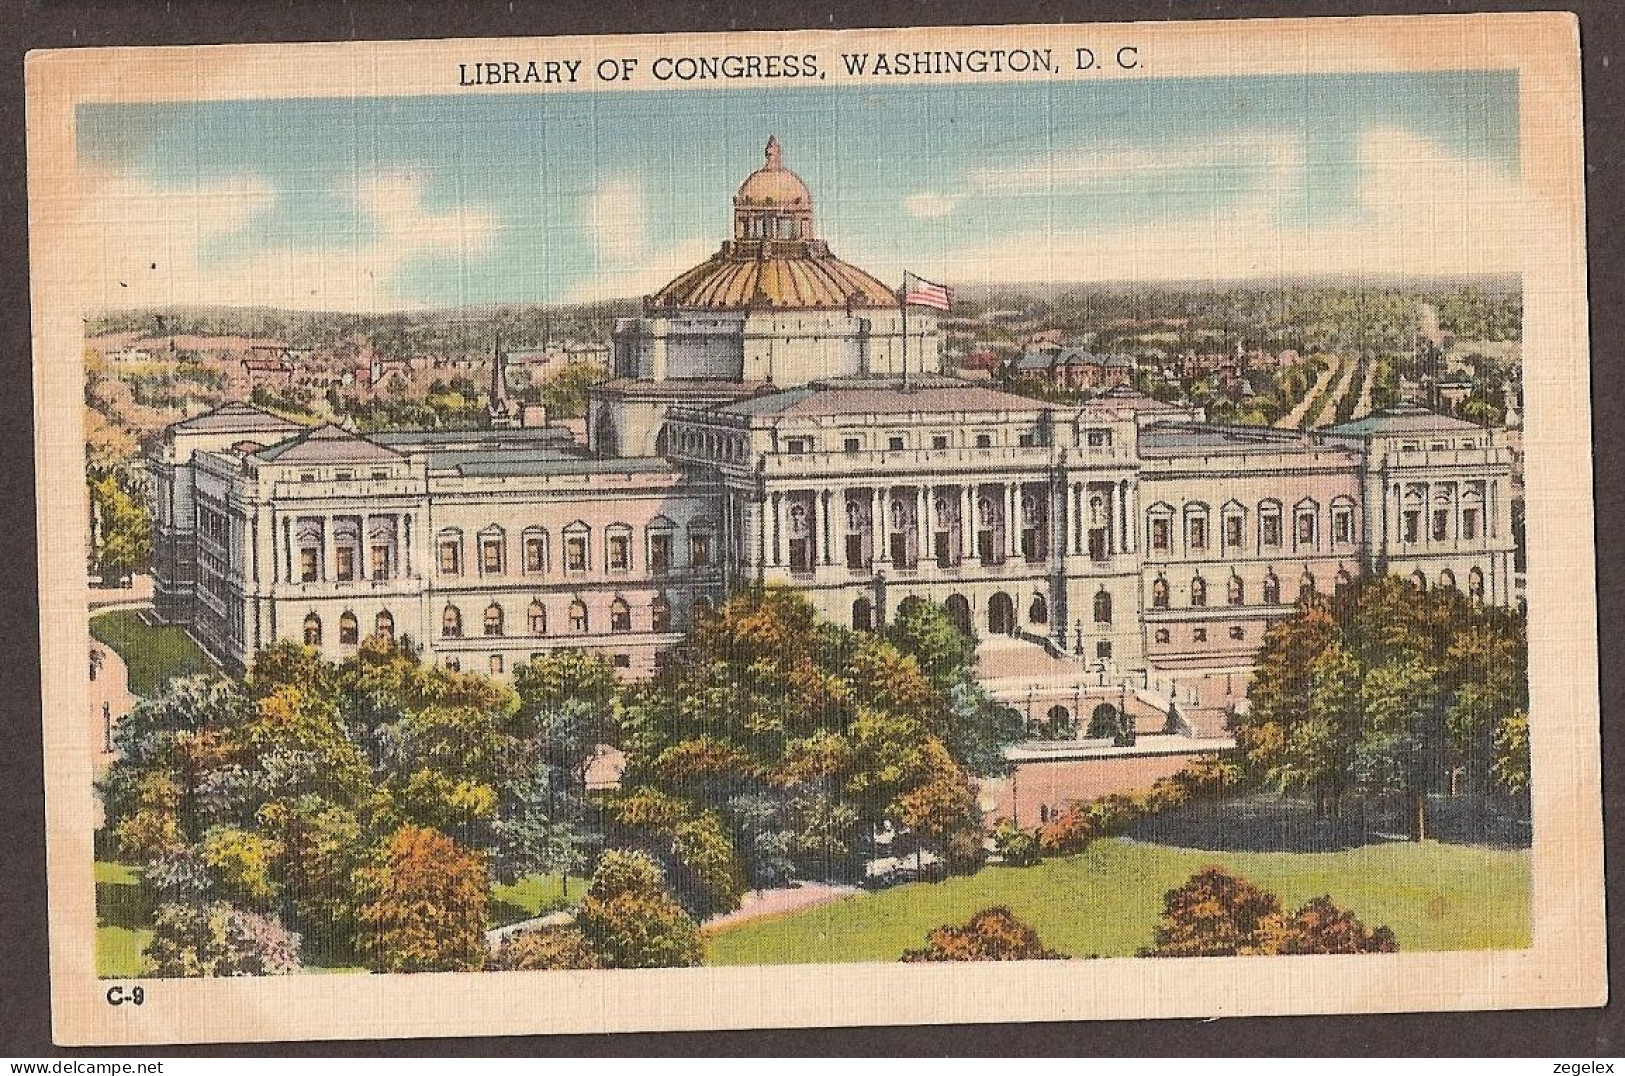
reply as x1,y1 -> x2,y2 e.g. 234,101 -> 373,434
241,356 -> 294,388
105,346 -> 155,365
1007,348 -> 1133,390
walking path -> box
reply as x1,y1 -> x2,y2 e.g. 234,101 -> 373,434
703,881 -> 859,930
1311,355 -> 1360,428
1274,360 -> 1340,430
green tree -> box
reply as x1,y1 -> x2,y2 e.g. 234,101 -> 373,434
88,472 -> 151,584
576,850 -> 703,969
356,825 -> 490,973
901,907 -> 1063,962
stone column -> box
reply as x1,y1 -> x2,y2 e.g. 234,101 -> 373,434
822,489 -> 833,566
915,485 -> 927,567
1006,482 -> 1020,560
403,514 -> 413,577
962,484 -> 975,564
771,491 -> 783,567
875,486 -> 889,564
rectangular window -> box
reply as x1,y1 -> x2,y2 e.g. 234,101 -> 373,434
975,434 -> 993,448
1261,514 -> 1282,547
1332,509 -> 1353,545
1229,625 -> 1246,641
608,534 -> 631,571
1087,430 -> 1110,448
1462,508 -> 1480,540
1403,511 -> 1421,543
931,435 -> 949,450
1225,516 -> 1243,549
482,539 -> 503,574
1151,518 -> 1171,551
439,541 -> 461,575
843,437 -> 860,453
1188,517 -> 1208,551
934,531 -> 951,568
649,534 -> 672,572
887,435 -> 905,451
370,545 -> 391,580
846,533 -> 865,570
1296,514 -> 1316,546
525,537 -> 546,573
1432,509 -> 1451,542
335,546 -> 356,581
785,438 -> 808,455
1018,433 -> 1035,448
1193,627 -> 1208,643
889,532 -> 908,567
690,534 -> 713,568
300,547 -> 319,583
565,536 -> 588,572
612,654 -> 631,669
1095,641 -> 1112,660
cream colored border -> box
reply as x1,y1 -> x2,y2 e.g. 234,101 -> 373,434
27,13 -> 1602,1046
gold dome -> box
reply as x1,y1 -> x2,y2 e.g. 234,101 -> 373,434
649,136 -> 898,312
735,135 -> 812,207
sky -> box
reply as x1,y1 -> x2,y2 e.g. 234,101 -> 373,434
76,71 -> 1521,312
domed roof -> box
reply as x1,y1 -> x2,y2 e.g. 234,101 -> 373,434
735,136 -> 812,207
650,136 -> 899,312
652,249 -> 897,311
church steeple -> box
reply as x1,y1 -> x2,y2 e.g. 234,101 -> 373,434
489,334 -> 516,428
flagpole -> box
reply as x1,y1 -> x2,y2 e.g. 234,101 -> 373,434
900,273 -> 909,392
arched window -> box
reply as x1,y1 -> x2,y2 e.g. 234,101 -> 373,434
1298,571 -> 1317,602
1044,705 -> 1074,738
651,595 -> 672,633
1439,569 -> 1457,591
1228,575 -> 1244,606
339,611 -> 359,646
484,603 -> 504,637
1152,577 -> 1170,609
1411,570 -> 1428,592
1028,593 -> 1048,624
528,600 -> 546,636
303,613 -> 322,647
489,654 -> 504,675
1262,572 -> 1281,604
375,610 -> 395,641
569,600 -> 589,634
1190,576 -> 1207,608
610,597 -> 632,633
442,604 -> 463,638
1468,566 -> 1485,600
1093,589 -> 1112,624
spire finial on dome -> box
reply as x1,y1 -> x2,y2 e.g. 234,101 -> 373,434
764,135 -> 782,168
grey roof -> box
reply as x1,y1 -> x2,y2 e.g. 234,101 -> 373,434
172,401 -> 303,435
1086,385 -> 1185,411
713,377 -> 1045,419
1138,422 -> 1360,458
1104,353 -> 1135,369
436,450 -> 682,479
253,424 -> 403,465
372,427 -> 574,450
1322,405 -> 1489,438
1010,351 -> 1054,371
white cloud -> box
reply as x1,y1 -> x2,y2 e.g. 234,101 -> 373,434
80,170 -> 497,312
904,191 -> 959,219
561,237 -> 716,304
928,127 -> 1524,285
582,176 -> 646,264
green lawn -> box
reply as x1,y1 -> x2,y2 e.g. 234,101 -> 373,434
91,609 -> 214,697
490,873 -> 575,927
95,860 -> 154,978
705,838 -> 1531,965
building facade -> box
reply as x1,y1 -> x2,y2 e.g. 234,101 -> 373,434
148,137 -> 1518,760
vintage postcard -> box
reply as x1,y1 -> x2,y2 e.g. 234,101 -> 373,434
26,13 -> 1603,1045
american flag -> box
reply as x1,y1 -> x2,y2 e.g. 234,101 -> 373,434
902,271 -> 952,312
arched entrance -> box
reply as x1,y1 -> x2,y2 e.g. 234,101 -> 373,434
852,597 -> 873,631
897,595 -> 924,621
987,591 -> 1015,635
944,594 -> 973,638
594,406 -> 618,458
1042,705 -> 1074,739
1087,703 -> 1120,739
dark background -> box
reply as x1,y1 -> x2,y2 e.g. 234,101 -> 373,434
0,0 -> 1616,1057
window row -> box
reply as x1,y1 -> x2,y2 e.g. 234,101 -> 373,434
445,651 -> 636,676
1146,498 -> 1358,556
302,609 -> 396,647
435,521 -> 714,577
1151,624 -> 1251,645
1148,568 -> 1354,609
439,594 -> 706,639
1410,566 -> 1487,599
1397,485 -> 1490,545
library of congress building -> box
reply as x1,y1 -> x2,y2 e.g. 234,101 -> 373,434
148,137 -> 1517,755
